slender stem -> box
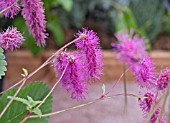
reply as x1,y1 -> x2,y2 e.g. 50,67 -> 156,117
0,39 -> 77,118
19,112 -> 32,123
19,63 -> 69,123
29,92 -> 142,119
0,1 -> 17,15
156,87 -> 169,123
145,91 -> 166,123
123,64 -> 127,123
0,78 -> 27,118
105,66 -> 130,95
30,100 -> 98,118
0,79 -> 24,95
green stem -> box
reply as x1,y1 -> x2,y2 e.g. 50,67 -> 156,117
156,87 -> 169,123
145,91 -> 166,123
123,64 -> 127,123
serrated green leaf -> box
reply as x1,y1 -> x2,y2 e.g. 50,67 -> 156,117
0,48 -> 7,79
7,96 -> 30,107
0,82 -> 52,123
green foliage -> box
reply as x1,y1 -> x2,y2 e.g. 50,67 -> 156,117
0,82 -> 52,123
7,96 -> 42,117
129,0 -> 164,41
56,0 -> 73,12
116,6 -> 137,32
0,48 -> 7,79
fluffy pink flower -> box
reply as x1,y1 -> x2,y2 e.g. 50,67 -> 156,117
112,29 -> 147,65
132,56 -> 156,88
53,52 -> 88,101
0,27 -> 24,51
21,0 -> 47,46
75,28 -> 104,83
156,68 -> 170,91
139,92 -> 166,123
0,0 -> 20,18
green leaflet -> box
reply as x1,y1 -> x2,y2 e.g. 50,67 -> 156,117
0,82 -> 52,123
0,48 -> 7,79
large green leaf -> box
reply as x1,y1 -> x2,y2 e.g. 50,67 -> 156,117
0,82 -> 52,123
0,48 -> 7,79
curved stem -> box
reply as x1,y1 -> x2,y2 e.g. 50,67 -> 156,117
0,79 -> 24,95
19,63 -> 69,123
0,78 -> 27,118
30,100 -> 98,118
0,1 -> 17,15
105,66 -> 130,95
29,92 -> 141,119
156,87 -> 169,123
123,64 -> 127,123
0,39 -> 77,118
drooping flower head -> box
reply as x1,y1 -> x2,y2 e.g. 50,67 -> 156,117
156,68 -> 170,91
132,56 -> 156,88
0,27 -> 24,51
21,0 -> 47,46
53,52 -> 88,101
139,92 -> 166,123
112,29 -> 147,65
75,28 -> 104,83
0,0 -> 20,18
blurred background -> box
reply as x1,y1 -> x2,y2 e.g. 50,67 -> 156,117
1,0 -> 170,55
1,0 -> 170,123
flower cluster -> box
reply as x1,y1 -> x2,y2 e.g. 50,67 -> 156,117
0,0 -> 47,46
75,28 -> 104,83
112,29 -> 169,122
21,0 -> 47,46
0,27 -> 24,51
0,0 -> 20,18
139,93 -> 166,123
132,56 -> 156,89
53,52 -> 88,101
156,68 -> 170,91
53,28 -> 103,100
112,30 -> 147,66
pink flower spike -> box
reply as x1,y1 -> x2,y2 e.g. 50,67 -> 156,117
132,56 -> 156,88
139,92 -> 166,123
75,28 -> 104,83
53,52 -> 88,101
156,68 -> 170,91
112,29 -> 147,65
0,0 -> 20,18
21,0 -> 47,46
0,27 -> 24,51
